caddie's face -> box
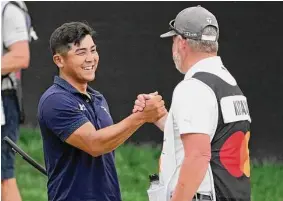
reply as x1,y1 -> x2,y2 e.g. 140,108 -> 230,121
61,35 -> 99,83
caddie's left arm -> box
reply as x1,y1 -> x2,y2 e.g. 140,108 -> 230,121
170,79 -> 218,201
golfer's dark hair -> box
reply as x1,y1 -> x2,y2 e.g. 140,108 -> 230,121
50,22 -> 95,55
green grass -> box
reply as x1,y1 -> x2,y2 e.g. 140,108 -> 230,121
251,163 -> 283,201
14,127 -> 283,201
15,128 -> 47,201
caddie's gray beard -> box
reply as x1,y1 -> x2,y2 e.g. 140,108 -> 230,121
173,51 -> 184,74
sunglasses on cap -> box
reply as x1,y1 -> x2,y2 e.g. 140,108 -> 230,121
169,19 -> 204,41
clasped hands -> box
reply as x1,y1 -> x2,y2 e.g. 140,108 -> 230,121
132,92 -> 167,123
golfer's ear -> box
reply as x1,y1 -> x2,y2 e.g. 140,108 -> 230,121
53,54 -> 64,69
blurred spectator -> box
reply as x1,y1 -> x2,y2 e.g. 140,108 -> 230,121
1,1 -> 37,200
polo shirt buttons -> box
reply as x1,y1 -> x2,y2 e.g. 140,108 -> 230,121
86,99 -> 89,103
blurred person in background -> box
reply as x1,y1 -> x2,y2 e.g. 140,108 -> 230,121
1,1 -> 32,201
37,22 -> 167,201
134,5 -> 252,201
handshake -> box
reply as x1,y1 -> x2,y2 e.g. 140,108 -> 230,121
132,92 -> 167,123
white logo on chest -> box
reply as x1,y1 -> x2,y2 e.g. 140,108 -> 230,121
79,104 -> 87,111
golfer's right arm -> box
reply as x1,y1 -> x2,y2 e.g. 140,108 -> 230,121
41,93 -> 166,157
65,113 -> 145,157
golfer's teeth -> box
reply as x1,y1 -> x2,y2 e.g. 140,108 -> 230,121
84,67 -> 92,70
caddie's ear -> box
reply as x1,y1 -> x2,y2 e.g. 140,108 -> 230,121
177,35 -> 184,41
176,35 -> 187,49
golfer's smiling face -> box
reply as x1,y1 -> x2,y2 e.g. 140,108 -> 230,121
62,34 -> 99,83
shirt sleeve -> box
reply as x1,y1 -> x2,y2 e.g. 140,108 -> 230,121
172,78 -> 218,137
39,93 -> 90,142
2,3 -> 29,48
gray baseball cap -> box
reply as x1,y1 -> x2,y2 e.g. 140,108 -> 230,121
160,5 -> 219,41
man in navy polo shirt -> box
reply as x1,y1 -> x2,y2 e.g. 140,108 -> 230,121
37,22 -> 166,201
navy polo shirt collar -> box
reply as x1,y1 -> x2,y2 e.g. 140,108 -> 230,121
53,76 -> 103,102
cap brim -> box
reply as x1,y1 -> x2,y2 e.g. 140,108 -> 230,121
160,30 -> 177,38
